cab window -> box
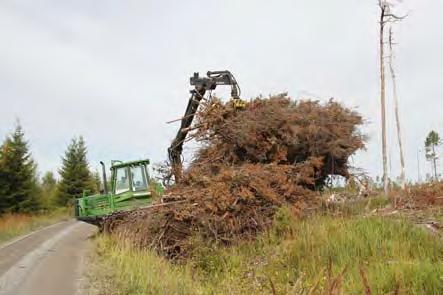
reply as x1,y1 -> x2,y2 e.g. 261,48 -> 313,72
115,167 -> 130,194
131,165 -> 148,191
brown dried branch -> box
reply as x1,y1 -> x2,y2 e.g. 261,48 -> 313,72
102,95 -> 365,259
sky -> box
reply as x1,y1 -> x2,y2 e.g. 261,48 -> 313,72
0,0 -> 442,182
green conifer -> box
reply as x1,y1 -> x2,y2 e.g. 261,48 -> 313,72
56,136 -> 96,206
0,124 -> 39,214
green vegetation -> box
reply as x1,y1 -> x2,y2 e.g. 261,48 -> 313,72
56,136 -> 98,206
425,130 -> 441,180
89,207 -> 443,294
0,208 -> 69,245
39,171 -> 58,211
91,236 -> 197,295
0,122 -> 96,215
0,123 -> 40,214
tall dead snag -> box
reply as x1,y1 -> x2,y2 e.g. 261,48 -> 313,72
378,1 -> 406,195
379,1 -> 389,195
388,27 -> 406,189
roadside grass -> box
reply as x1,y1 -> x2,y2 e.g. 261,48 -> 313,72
89,236 -> 199,295
0,207 -> 70,245
90,205 -> 443,294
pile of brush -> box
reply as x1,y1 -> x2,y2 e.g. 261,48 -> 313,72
395,181 -> 443,209
102,94 -> 365,259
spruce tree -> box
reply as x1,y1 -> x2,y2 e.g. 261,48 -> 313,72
0,145 -> 9,211
56,136 -> 96,206
0,124 -> 39,214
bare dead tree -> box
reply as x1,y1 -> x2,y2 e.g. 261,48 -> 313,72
379,1 -> 389,195
388,27 -> 406,189
378,0 -> 406,195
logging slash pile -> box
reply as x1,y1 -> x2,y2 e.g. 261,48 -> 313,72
102,94 -> 365,259
396,181 -> 443,209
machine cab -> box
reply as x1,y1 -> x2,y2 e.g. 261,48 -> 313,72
111,159 -> 151,196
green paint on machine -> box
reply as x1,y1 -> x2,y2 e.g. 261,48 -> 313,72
75,159 -> 162,223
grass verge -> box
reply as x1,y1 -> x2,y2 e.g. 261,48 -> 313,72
89,207 -> 443,294
0,208 -> 70,245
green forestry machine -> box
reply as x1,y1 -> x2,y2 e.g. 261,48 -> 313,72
75,70 -> 243,224
75,159 -> 159,224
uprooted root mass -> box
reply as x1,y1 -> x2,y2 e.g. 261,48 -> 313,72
102,94 -> 365,259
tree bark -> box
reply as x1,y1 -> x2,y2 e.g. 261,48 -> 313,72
380,3 -> 389,195
432,144 -> 438,181
388,28 -> 406,189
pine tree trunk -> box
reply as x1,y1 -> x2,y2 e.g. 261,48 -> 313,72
388,29 -> 406,189
380,5 -> 389,195
432,144 -> 438,181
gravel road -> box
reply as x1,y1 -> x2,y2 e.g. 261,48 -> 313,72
0,220 -> 96,295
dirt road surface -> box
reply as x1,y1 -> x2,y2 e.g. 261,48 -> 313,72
0,220 -> 96,295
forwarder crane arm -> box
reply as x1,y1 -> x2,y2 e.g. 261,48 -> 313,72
168,70 -> 243,183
